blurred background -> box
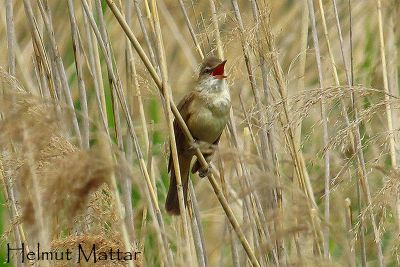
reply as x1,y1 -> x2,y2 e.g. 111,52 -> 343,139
0,0 -> 399,266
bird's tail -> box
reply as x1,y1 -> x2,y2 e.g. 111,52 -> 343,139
165,155 -> 191,215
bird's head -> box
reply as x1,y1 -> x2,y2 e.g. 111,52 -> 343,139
198,56 -> 227,82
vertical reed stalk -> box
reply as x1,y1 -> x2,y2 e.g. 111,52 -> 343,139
22,0 -> 56,99
306,0 -> 331,258
81,0 -> 172,265
150,1 -> 193,265
344,198 -> 356,267
6,0 -> 16,76
0,157 -> 34,266
188,182 -> 207,267
81,1 -> 109,133
177,0 -> 204,58
376,0 -> 397,169
218,156 -> 241,267
81,1 -> 174,265
330,1 -> 379,264
123,0 -> 137,244
67,0 -> 90,149
133,0 -> 159,69
211,0 -> 277,264
4,3 -> 22,266
21,123 -> 50,267
292,0 -> 309,260
258,0 -> 325,254
377,0 -> 400,245
94,0 -> 124,151
36,0 -> 83,146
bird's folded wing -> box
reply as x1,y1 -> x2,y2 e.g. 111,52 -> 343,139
168,91 -> 197,173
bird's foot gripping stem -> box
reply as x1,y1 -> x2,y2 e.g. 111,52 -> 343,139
189,139 -> 200,151
198,165 -> 212,178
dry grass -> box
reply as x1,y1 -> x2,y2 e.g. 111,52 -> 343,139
0,0 -> 399,266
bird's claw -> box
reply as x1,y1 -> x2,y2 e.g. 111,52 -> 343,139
198,165 -> 211,178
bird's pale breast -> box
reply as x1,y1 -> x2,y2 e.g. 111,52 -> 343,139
187,89 -> 230,143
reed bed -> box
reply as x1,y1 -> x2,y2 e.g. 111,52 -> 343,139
0,0 -> 399,266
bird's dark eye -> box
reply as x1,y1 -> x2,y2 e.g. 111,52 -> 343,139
204,67 -> 213,74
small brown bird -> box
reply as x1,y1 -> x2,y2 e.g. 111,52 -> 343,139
165,56 -> 231,215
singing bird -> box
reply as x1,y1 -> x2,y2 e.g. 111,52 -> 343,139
165,56 -> 231,215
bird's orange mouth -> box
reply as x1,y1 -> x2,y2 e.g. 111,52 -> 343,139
212,60 -> 227,80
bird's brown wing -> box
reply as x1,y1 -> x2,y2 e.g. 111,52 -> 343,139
168,91 -> 197,173
166,91 -> 198,214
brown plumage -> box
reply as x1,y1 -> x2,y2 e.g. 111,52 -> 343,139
165,56 -> 231,215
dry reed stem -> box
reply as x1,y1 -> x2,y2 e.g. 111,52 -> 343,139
22,0 -> 56,99
376,1 -> 400,247
249,0 -> 286,262
6,0 -> 16,76
81,2 -> 109,134
208,2 -> 272,264
141,124 -> 172,267
211,0 -> 266,259
177,0 -> 204,59
346,2 -> 384,265
188,181 -> 208,267
387,5 -> 400,241
4,3 -> 22,266
213,1 -> 281,264
124,0 -> 139,246
21,122 -> 50,267
376,0 -> 397,170
134,0 -> 159,70
306,0 -> 331,257
208,0 -> 223,59
209,0 -> 278,263
66,0 -> 89,149
84,0 -> 109,131
80,1 -> 174,266
92,2 -> 137,252
0,160 -> 24,267
291,0 -> 309,260
150,0 -> 193,265
0,158 -> 34,266
35,0 -> 83,146
0,78 -> 138,265
94,0 -> 125,152
108,170 -> 135,267
256,0 -> 325,255
209,4 -> 276,265
318,2 -> 382,263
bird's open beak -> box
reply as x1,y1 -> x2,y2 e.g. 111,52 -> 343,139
212,60 -> 227,80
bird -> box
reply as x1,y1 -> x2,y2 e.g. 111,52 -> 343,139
165,56 -> 231,215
